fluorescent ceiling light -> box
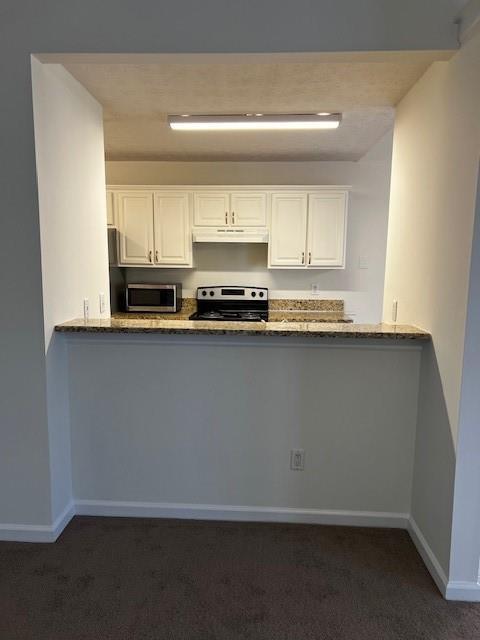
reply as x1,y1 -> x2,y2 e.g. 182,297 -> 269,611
168,113 -> 341,131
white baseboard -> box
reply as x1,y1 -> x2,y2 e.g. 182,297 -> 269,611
0,501 -> 408,542
75,499 -> 409,528
0,501 -> 75,543
52,501 -> 76,539
407,516 -> 448,596
445,581 -> 480,602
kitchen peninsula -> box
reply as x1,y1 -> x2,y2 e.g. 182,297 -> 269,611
56,317 -> 429,339
58,310 -> 426,532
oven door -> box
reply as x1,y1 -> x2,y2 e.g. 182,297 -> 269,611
126,285 -> 177,312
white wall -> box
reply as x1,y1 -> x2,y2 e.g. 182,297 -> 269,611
31,60 -> 110,521
106,132 -> 393,322
68,335 -> 420,521
383,31 -> 480,588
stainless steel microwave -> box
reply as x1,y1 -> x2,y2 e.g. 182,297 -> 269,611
126,284 -> 182,313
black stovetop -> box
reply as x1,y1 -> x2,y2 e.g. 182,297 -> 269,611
189,286 -> 268,322
189,310 -> 267,322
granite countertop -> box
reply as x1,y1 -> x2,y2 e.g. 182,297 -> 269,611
114,297 -> 353,323
55,317 -> 430,340
62,297 -> 429,339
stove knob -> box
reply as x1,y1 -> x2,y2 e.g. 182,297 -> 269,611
251,291 -> 256,297
209,290 -> 214,297
259,291 -> 264,298
201,290 -> 207,297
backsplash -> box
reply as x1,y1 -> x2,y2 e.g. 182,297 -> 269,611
269,299 -> 344,312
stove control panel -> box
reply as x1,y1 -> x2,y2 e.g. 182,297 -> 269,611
196,286 -> 268,301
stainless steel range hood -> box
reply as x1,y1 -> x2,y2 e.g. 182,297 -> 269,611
192,228 -> 269,243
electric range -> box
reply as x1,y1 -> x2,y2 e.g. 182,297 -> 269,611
189,286 -> 268,322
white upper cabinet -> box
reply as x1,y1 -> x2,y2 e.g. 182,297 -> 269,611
153,192 -> 191,266
194,191 -> 267,227
269,193 -> 308,267
111,185 -> 348,269
269,190 -> 348,269
307,192 -> 347,268
230,192 -> 267,227
106,190 -> 115,226
117,191 -> 154,265
194,192 -> 230,227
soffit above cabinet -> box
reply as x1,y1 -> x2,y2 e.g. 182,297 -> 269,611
107,185 -> 352,191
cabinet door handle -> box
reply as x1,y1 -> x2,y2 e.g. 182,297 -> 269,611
308,251 -> 312,265
148,250 -> 152,263
225,211 -> 228,224
155,250 -> 159,262
232,211 -> 235,224
301,251 -> 305,264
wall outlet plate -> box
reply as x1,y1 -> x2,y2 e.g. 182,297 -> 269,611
99,292 -> 105,315
83,298 -> 89,321
290,448 -> 305,471
311,284 -> 320,296
392,299 -> 398,322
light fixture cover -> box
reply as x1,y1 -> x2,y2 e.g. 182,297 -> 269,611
168,113 -> 341,131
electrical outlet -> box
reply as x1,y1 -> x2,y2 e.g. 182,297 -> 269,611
99,292 -> 106,315
290,449 -> 305,471
83,298 -> 89,321
311,284 -> 320,296
392,299 -> 398,323
358,255 -> 369,269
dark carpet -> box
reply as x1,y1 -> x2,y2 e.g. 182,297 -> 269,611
1,517 -> 479,639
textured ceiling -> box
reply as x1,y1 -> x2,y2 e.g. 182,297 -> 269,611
64,53 -> 447,161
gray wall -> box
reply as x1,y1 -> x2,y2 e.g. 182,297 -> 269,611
449,163 -> 480,588
0,0 -> 461,529
0,57 -> 52,526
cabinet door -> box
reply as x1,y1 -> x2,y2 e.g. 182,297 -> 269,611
153,192 -> 191,266
194,192 -> 230,226
230,192 -> 267,226
307,192 -> 347,268
117,191 -> 154,265
269,193 -> 308,267
106,190 -> 115,226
